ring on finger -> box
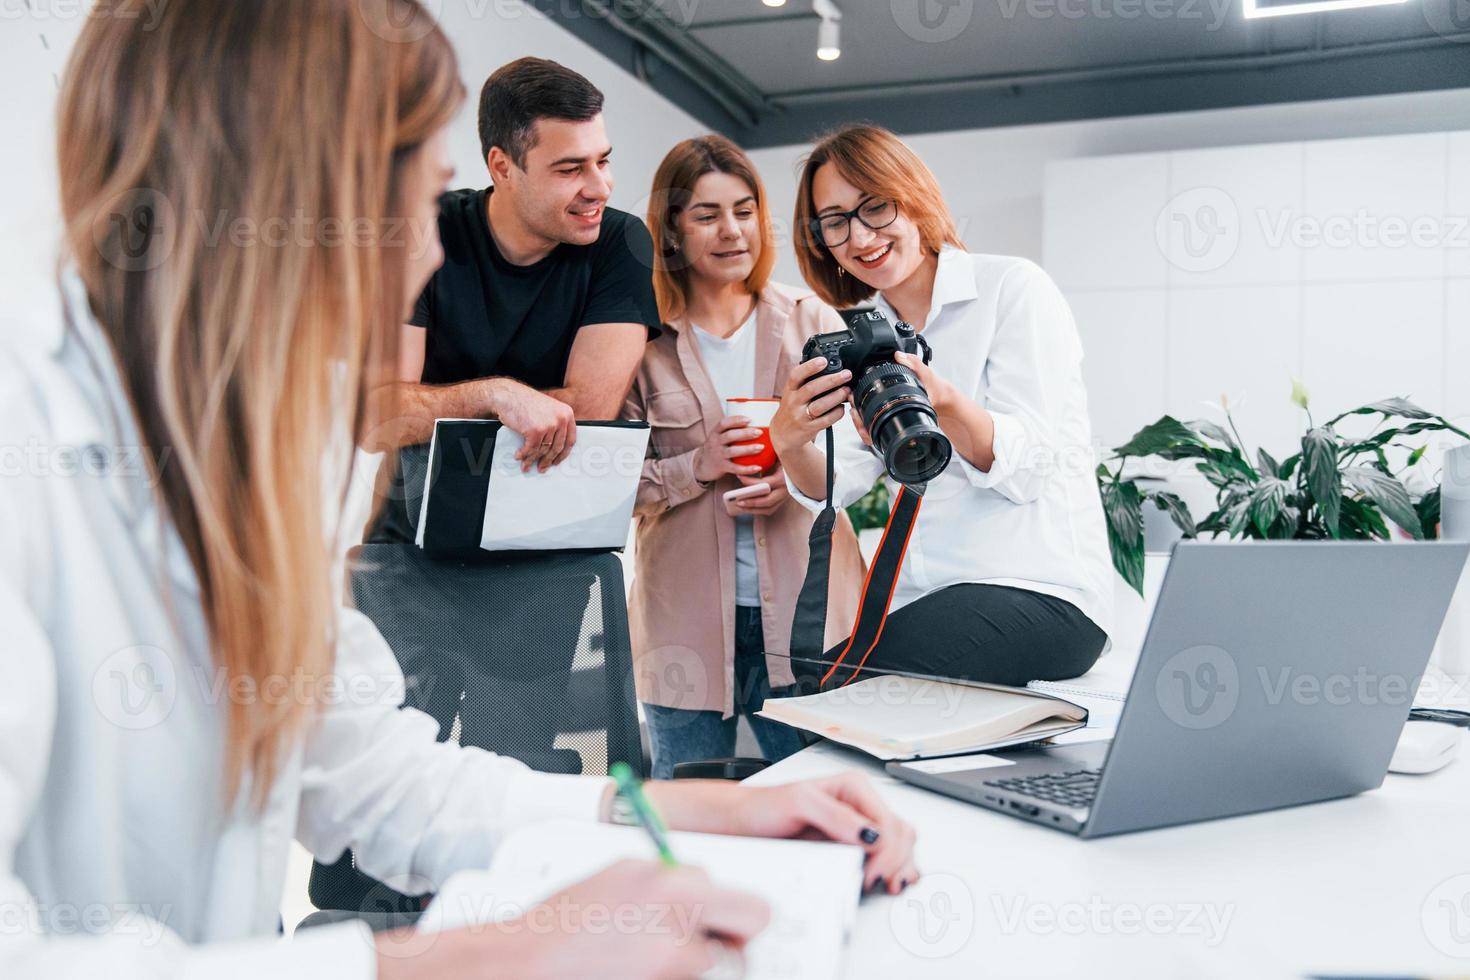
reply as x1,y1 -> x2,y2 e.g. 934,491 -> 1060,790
804,403 -> 814,421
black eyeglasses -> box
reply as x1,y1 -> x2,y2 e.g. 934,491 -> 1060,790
810,198 -> 898,248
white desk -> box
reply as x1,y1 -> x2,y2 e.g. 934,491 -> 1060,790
746,650 -> 1470,979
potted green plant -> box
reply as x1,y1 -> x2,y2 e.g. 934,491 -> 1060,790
1097,387 -> 1469,596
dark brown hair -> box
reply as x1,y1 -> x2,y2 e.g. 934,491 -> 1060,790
478,57 -> 604,167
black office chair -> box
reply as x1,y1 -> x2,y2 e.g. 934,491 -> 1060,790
302,543 -> 647,929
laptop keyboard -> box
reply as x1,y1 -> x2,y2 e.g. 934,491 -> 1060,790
985,768 -> 1101,809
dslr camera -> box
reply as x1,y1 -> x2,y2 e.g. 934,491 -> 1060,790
801,310 -> 952,485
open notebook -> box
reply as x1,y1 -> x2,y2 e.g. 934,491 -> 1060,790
758,675 -> 1088,760
417,820 -> 864,980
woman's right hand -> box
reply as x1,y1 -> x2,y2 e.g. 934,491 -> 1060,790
692,415 -> 767,484
375,858 -> 771,980
769,358 -> 851,459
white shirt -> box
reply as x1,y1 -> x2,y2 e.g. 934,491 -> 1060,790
691,312 -> 761,608
0,275 -> 611,978
787,248 -> 1115,644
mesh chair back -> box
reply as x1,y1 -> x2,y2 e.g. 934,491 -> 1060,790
308,543 -> 642,914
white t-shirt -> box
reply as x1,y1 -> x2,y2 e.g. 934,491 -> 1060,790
692,312 -> 761,608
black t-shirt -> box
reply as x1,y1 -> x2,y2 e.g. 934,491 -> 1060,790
368,186 -> 662,543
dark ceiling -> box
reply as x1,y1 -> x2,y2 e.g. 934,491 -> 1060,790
531,0 -> 1470,147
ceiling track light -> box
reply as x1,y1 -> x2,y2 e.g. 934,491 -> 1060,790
814,0 -> 841,61
1242,0 -> 1409,16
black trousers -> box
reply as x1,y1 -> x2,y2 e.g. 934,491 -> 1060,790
791,583 -> 1107,691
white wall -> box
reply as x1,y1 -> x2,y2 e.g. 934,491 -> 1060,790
1046,129 -> 1470,464
0,0 -> 708,345
746,86 -> 1470,288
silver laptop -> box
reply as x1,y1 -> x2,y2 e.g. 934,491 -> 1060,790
887,541 -> 1469,837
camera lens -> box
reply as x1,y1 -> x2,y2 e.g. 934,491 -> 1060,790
854,362 -> 952,485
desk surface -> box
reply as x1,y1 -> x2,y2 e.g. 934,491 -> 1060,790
747,650 -> 1470,979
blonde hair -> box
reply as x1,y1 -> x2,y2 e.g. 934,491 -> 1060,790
56,0 -> 464,808
647,134 -> 776,322
794,125 -> 964,307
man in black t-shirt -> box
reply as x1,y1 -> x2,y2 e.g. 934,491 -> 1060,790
366,57 -> 661,543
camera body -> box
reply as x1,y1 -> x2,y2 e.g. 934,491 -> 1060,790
801,310 -> 952,486
802,309 -> 928,379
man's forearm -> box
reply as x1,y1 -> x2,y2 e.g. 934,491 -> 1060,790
362,377 -> 510,451
545,383 -> 629,421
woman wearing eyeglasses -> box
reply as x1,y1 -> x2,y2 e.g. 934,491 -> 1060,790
768,124 -> 1114,689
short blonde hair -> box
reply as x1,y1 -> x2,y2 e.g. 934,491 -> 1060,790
647,135 -> 776,322
794,125 -> 964,307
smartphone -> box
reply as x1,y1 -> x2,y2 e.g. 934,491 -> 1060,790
722,482 -> 771,503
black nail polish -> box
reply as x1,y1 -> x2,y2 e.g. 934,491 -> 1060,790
860,827 -> 880,845
870,876 -> 885,892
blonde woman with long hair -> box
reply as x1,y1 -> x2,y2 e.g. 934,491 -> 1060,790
0,5 -> 915,978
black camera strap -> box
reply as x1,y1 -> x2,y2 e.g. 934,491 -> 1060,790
789,428 -> 925,691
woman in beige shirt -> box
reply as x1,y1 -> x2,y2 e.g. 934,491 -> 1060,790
624,135 -> 865,778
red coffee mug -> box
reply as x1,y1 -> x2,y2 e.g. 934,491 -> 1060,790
726,398 -> 781,474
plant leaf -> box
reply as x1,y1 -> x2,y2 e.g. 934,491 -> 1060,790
1342,465 -> 1423,539
1361,397 -> 1433,420
1149,491 -> 1197,539
1417,486 -> 1442,539
1188,419 -> 1237,450
1339,494 -> 1390,540
1248,477 -> 1288,537
1257,447 -> 1281,479
1100,479 -> 1145,595
1113,416 -> 1205,458
1302,426 -> 1342,538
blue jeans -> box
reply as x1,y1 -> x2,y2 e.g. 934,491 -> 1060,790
644,606 -> 808,779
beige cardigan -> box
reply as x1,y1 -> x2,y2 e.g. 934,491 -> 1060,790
622,283 -> 866,717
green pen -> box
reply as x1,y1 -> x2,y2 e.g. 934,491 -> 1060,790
609,762 -> 680,867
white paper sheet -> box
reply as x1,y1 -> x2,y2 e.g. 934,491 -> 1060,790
417,820 -> 862,980
480,424 -> 649,551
